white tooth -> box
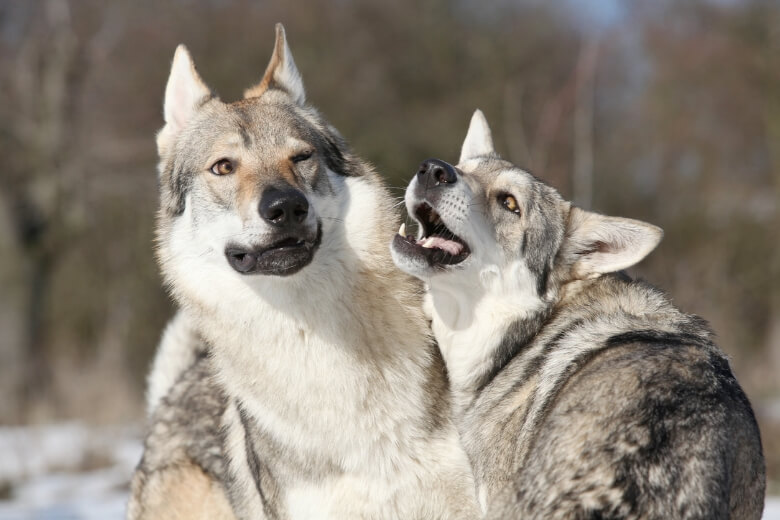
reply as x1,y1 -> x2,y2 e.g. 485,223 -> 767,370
399,223 -> 406,236
422,237 -> 436,248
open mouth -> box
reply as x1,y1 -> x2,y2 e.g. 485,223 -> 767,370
225,225 -> 322,276
393,202 -> 470,267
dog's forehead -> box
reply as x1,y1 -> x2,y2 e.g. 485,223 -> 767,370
458,156 -> 506,175
459,158 -> 538,193
228,100 -> 313,144
178,99 -> 322,169
494,167 -> 538,190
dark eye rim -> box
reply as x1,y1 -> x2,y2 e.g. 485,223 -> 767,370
210,158 -> 235,176
290,150 -> 314,164
497,192 -> 521,215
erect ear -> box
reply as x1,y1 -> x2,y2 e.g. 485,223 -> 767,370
565,207 -> 663,279
244,23 -> 305,105
157,45 -> 213,154
459,109 -> 496,164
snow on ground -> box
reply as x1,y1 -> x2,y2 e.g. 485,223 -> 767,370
767,498 -> 780,520
0,423 -> 142,520
0,422 -> 777,519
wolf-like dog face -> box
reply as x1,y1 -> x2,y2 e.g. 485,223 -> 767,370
157,25 -> 364,297
392,110 -> 662,310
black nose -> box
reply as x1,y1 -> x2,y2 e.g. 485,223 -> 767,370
259,186 -> 309,227
417,159 -> 457,186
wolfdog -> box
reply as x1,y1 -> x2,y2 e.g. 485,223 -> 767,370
128,25 -> 479,520
390,110 -> 766,519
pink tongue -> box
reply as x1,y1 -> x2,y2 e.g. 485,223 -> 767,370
416,236 -> 464,256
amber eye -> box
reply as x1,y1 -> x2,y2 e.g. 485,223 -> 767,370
499,193 -> 521,215
210,159 -> 235,176
290,150 -> 313,163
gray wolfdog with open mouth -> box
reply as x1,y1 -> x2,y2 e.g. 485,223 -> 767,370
127,25 -> 479,520
390,110 -> 765,519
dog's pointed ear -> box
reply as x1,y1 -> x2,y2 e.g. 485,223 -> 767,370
244,24 -> 305,104
459,109 -> 496,164
157,45 -> 212,153
565,207 -> 663,279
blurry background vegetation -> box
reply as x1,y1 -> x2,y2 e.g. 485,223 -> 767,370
0,0 -> 778,490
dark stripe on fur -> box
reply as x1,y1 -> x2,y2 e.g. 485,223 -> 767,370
319,130 -> 362,177
605,329 -> 709,350
237,402 -> 276,519
545,318 -> 586,354
519,187 -> 565,297
483,311 -> 571,409
474,310 -> 555,395
159,154 -> 198,217
536,262 -> 551,296
483,348 -> 548,421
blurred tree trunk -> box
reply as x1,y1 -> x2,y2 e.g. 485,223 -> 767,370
6,0 -> 85,414
16,201 -> 56,409
572,39 -> 600,208
1,0 -> 127,419
765,6 -> 780,382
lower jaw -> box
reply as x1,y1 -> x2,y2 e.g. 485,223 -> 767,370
392,234 -> 469,268
252,248 -> 316,276
234,225 -> 323,276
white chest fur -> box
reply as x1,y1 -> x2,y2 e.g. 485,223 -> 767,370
428,261 -> 545,407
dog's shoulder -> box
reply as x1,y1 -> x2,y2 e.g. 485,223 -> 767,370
129,333 -> 234,520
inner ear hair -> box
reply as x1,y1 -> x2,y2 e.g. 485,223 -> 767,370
243,24 -> 305,104
567,206 -> 663,279
159,44 -> 214,154
577,240 -> 609,256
